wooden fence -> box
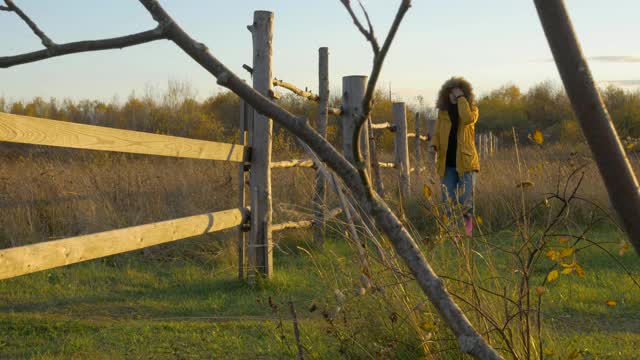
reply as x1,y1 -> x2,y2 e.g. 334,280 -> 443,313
0,10 -> 435,283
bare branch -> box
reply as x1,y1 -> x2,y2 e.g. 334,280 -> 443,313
339,0 -> 380,54
0,5 -> 10,11
357,0 -> 376,49
0,27 -> 166,68
345,0 -> 412,201
273,78 -> 320,102
4,0 -> 55,48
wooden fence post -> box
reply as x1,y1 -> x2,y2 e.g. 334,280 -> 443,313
237,100 -> 250,279
248,10 -> 273,279
313,47 -> 329,245
393,102 -> 410,199
341,75 -> 370,176
425,114 -> 437,170
414,112 -> 422,173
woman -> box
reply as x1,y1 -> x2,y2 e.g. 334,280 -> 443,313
430,77 -> 480,236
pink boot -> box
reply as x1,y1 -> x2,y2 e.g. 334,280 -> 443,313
464,217 -> 473,237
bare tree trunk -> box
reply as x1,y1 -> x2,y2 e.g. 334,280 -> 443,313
534,0 -> 640,254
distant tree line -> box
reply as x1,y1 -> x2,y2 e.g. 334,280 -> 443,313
1,80 -> 638,154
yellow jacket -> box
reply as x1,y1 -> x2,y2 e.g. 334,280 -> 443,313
431,97 -> 480,178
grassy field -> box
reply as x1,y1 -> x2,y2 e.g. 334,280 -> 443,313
1,227 -> 638,359
0,139 -> 639,359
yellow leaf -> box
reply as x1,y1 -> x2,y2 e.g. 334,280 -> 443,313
561,267 -> 574,275
605,300 -> 617,307
560,260 -> 576,268
476,215 -> 483,226
420,321 -> 436,332
559,237 -> 569,244
619,240 -> 630,257
546,249 -> 559,261
422,184 -> 432,199
535,286 -> 546,296
532,129 -> 544,144
560,247 -> 575,258
575,264 -> 585,278
567,349 -> 580,359
442,214 -> 449,224
547,270 -> 559,283
543,348 -> 555,356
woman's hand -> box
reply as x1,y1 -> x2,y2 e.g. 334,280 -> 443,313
451,87 -> 464,99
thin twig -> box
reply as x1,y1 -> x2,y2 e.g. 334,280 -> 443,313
339,0 -> 380,54
4,0 -> 55,47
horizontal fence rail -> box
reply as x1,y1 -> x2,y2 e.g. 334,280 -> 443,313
272,207 -> 342,233
378,161 -> 397,169
370,122 -> 396,131
0,112 -> 246,162
270,159 -> 315,169
407,132 -> 428,141
0,208 -> 249,280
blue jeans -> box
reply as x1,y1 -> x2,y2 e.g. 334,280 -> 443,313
441,167 -> 476,219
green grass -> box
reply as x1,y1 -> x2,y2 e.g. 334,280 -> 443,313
0,231 -> 638,359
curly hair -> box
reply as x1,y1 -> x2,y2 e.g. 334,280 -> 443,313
436,76 -> 476,111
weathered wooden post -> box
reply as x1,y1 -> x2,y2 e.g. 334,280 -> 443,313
248,10 -> 273,279
313,47 -> 329,245
414,112 -> 422,173
489,131 -> 495,156
341,76 -> 371,176
425,113 -> 437,170
237,100 -> 251,279
393,102 -> 410,198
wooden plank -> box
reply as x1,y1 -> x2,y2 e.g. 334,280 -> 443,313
0,208 -> 249,281
378,161 -> 397,169
273,208 -> 341,233
407,132 -> 429,141
314,47 -> 329,246
249,10 -> 274,279
370,122 -> 396,131
272,220 -> 313,232
270,159 -> 315,169
0,112 -> 245,162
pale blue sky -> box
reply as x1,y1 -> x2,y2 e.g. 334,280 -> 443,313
2,0 -> 639,106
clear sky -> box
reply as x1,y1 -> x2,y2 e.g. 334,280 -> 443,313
2,0 -> 639,106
